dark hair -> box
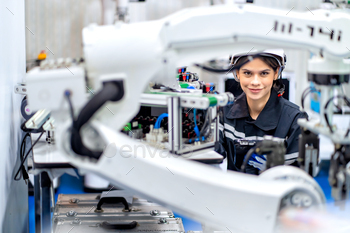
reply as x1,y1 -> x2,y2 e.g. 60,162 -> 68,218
234,55 -> 281,72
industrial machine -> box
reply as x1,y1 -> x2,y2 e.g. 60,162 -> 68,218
23,2 -> 350,233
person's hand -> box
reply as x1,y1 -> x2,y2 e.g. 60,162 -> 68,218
248,154 -> 266,171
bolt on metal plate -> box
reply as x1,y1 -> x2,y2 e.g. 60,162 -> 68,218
66,210 -> 77,217
150,210 -> 160,216
69,198 -> 79,204
72,218 -> 81,225
159,218 -> 167,224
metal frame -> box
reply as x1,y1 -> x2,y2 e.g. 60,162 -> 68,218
140,93 -> 218,156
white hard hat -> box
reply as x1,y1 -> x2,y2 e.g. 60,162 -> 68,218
230,49 -> 286,81
231,49 -> 286,66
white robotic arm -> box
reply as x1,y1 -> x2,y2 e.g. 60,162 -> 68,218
77,4 -> 350,132
56,120 -> 325,233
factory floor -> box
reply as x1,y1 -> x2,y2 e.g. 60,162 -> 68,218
28,160 -> 350,233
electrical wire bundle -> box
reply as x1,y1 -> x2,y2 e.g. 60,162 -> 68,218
14,132 -> 44,183
199,108 -> 214,139
154,113 -> 169,129
185,108 -> 214,144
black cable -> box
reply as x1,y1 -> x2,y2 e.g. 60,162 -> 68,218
161,86 -> 180,92
199,109 -> 211,137
194,64 -> 234,73
21,134 -> 31,181
324,95 -> 350,135
194,54 -> 265,74
301,89 -> 311,110
301,89 -> 312,108
342,98 -> 350,137
14,132 -> 44,181
65,90 -> 75,122
324,96 -> 340,133
345,127 -> 350,138
240,147 -> 256,173
205,108 -> 213,138
301,87 -> 318,110
301,87 -> 312,100
152,84 -> 180,92
16,133 -> 30,180
194,60 -> 249,74
71,81 -> 123,159
340,97 -> 350,137
15,136 -> 26,180
198,107 -> 220,140
20,121 -> 45,134
202,108 -> 214,138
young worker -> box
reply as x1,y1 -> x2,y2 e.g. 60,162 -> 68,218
215,50 -> 307,174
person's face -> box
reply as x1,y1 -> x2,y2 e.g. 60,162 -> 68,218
236,58 -> 279,101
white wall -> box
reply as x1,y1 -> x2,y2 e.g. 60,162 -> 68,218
128,0 -> 212,22
26,0 -> 214,60
283,49 -> 310,107
0,0 -> 28,232
25,0 -> 102,60
101,0 -> 213,24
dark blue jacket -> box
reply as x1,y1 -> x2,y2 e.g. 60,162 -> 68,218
215,89 -> 307,172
